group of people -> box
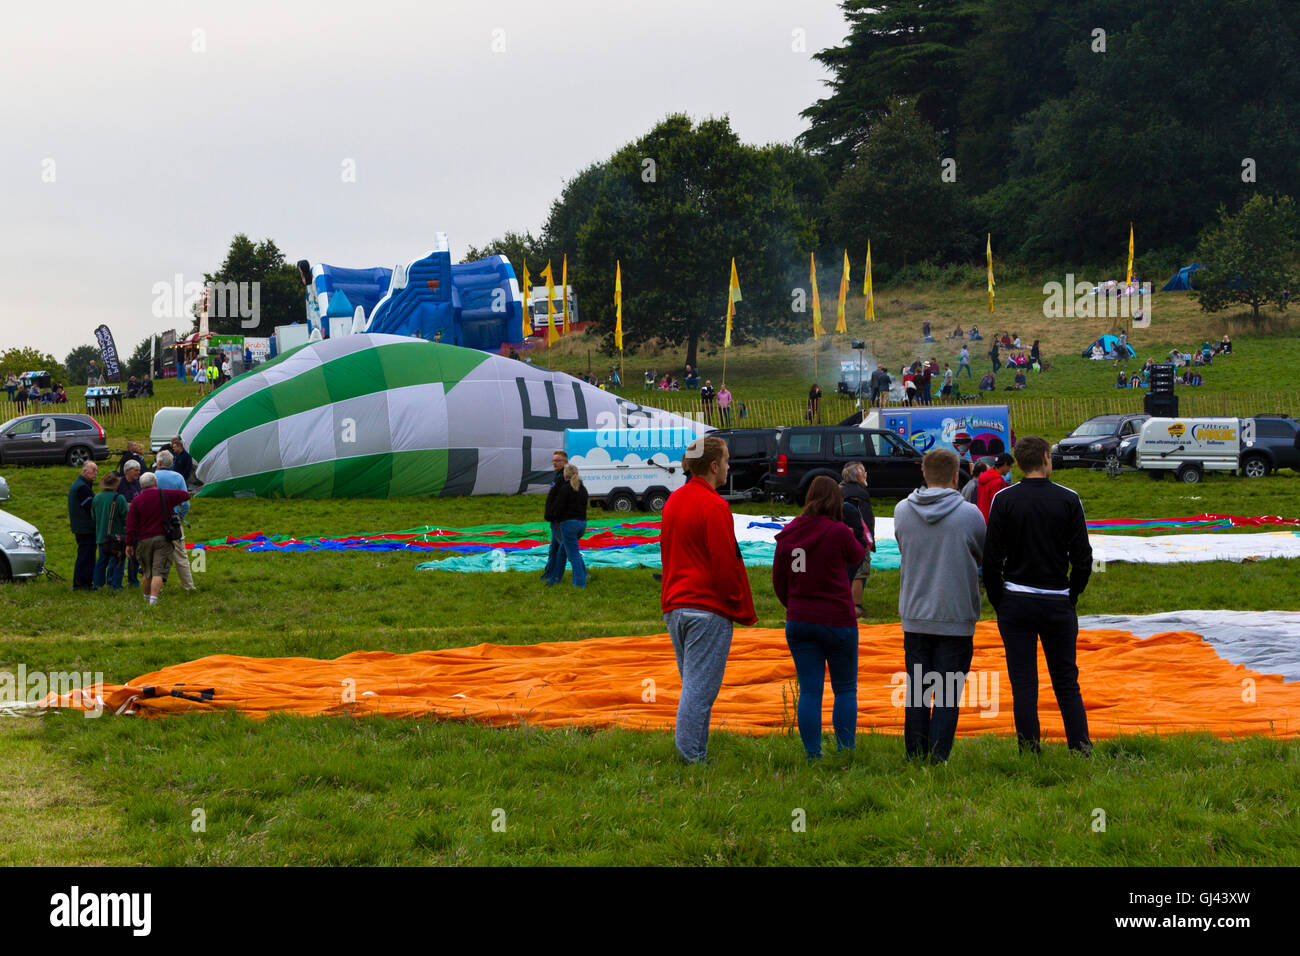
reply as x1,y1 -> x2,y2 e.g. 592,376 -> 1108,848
66,437 -> 198,604
5,375 -> 69,408
646,364 -> 702,392
698,380 -> 734,427
660,435 -> 1093,764
125,375 -> 155,398
947,324 -> 982,341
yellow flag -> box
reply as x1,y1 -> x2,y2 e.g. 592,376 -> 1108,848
614,260 -> 623,351
542,261 -> 558,345
835,249 -> 849,334
520,258 -> 533,338
725,257 -> 741,348
863,241 -> 875,322
1125,223 -> 1134,287
562,254 -> 571,334
810,253 -> 824,338
986,234 -> 995,313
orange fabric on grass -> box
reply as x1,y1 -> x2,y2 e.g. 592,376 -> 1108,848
45,621 -> 1300,739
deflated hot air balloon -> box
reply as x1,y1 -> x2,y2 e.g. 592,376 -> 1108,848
179,334 -> 706,499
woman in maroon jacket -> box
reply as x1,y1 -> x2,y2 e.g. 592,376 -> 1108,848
772,476 -> 866,759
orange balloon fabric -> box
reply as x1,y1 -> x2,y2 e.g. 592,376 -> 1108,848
43,622 -> 1300,739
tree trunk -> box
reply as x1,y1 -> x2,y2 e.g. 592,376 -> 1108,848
686,331 -> 699,371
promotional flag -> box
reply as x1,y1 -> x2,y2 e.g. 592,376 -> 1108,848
864,241 -> 875,322
810,253 -> 824,338
614,261 -> 623,351
725,257 -> 741,348
1126,223 -> 1134,288
542,262 -> 558,345
520,258 -> 533,338
93,325 -> 122,382
835,249 -> 849,334
986,234 -> 995,313
562,254 -> 571,334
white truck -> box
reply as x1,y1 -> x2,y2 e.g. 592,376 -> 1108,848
528,286 -> 578,330
1134,417 -> 1249,483
563,427 -> 693,512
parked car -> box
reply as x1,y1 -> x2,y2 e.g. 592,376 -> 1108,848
1052,414 -> 1149,469
0,414 -> 110,467
766,425 -> 968,502
710,428 -> 778,500
0,506 -> 45,580
1241,414 -> 1300,476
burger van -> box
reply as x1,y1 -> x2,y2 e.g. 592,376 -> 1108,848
1134,417 -> 1245,483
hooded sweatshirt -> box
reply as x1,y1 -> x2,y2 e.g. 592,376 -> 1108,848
893,486 -> 986,636
976,467 -> 1010,522
772,514 -> 866,628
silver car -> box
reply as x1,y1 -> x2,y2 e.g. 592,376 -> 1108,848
0,479 -> 45,580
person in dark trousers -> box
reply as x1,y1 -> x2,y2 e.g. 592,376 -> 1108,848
67,461 -> 99,590
839,462 -> 876,615
660,436 -> 757,763
170,437 -> 194,485
91,472 -> 128,591
118,460 -> 144,588
543,464 -> 589,587
807,383 -> 822,423
699,379 -> 716,426
983,436 -> 1094,755
988,341 -> 1001,375
772,476 -> 866,760
540,450 -> 568,584
893,449 -> 986,762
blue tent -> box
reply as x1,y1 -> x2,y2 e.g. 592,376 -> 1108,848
1161,264 -> 1204,291
1082,334 -> 1137,359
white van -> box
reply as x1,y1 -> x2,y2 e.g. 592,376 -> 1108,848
1134,417 -> 1244,483
150,406 -> 193,453
564,426 -> 695,512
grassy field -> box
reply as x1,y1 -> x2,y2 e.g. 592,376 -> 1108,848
2,278 -> 1299,865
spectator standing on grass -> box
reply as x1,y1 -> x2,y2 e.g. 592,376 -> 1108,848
660,436 -> 756,763
893,449 -> 986,762
941,363 -> 954,398
170,437 -> 194,485
543,464 -> 588,588
126,472 -> 191,606
540,450 -> 568,585
91,473 -> 128,591
919,361 -> 933,404
983,436 -> 1093,755
67,461 -> 99,591
4,373 -> 16,401
807,383 -> 822,423
840,462 -> 876,616
118,440 -> 146,478
15,384 -> 28,411
988,341 -> 1000,375
119,460 -> 143,588
154,450 -> 197,593
962,461 -> 988,503
902,369 -> 916,406
772,476 -> 866,761
976,453 -> 1014,523
717,385 -> 732,427
700,379 -> 716,426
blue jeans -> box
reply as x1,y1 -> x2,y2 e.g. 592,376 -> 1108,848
665,607 -> 734,762
92,543 -> 123,591
540,521 -> 562,582
785,620 -> 859,758
902,632 -> 974,762
546,519 -> 587,586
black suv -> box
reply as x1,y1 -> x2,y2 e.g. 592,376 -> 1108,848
1241,415 -> 1300,476
711,428 -> 778,499
1052,414 -> 1149,469
766,426 -> 964,502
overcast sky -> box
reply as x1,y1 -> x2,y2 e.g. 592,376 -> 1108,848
0,0 -> 847,357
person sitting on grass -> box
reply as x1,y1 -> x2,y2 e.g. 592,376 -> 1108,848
1130,374 -> 1142,388
979,372 -> 996,391
1013,369 -> 1027,389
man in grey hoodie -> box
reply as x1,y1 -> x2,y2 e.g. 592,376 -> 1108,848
893,449 -> 987,762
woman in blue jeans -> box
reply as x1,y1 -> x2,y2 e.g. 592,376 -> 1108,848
543,464 -> 589,587
771,476 -> 867,759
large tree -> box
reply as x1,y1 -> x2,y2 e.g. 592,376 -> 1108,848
0,347 -> 65,383
1192,194 -> 1299,323
199,234 -> 303,337
571,115 -> 821,367
462,230 -> 542,271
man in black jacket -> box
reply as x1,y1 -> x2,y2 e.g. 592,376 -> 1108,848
840,462 -> 877,614
67,461 -> 99,590
983,436 -> 1093,754
540,450 -> 568,584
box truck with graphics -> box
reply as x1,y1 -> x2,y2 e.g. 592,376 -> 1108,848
860,405 -> 1012,460
563,427 -> 696,512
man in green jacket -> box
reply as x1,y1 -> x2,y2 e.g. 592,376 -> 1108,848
91,472 -> 128,591
67,462 -> 99,590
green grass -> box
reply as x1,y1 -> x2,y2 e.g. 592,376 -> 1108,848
2,275 -> 1300,865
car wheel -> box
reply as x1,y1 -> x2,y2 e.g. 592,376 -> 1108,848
0,553 -> 11,582
1176,463 -> 1202,484
66,445 -> 91,468
1241,454 -> 1269,478
607,491 -> 637,513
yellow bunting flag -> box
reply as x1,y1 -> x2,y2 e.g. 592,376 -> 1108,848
520,258 -> 533,338
836,249 -> 849,334
986,234 -> 995,313
810,253 -> 824,338
725,258 -> 741,348
542,261 -> 558,345
1126,223 -> 1134,288
562,253 -> 571,334
864,241 -> 875,322
614,260 -> 623,351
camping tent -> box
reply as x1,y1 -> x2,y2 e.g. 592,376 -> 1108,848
1161,264 -> 1205,291
180,333 -> 707,499
1082,334 -> 1137,359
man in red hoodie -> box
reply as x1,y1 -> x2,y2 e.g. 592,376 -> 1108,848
976,453 -> 1014,522
660,435 -> 757,763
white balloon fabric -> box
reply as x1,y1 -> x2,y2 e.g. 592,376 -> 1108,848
180,334 -> 707,499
